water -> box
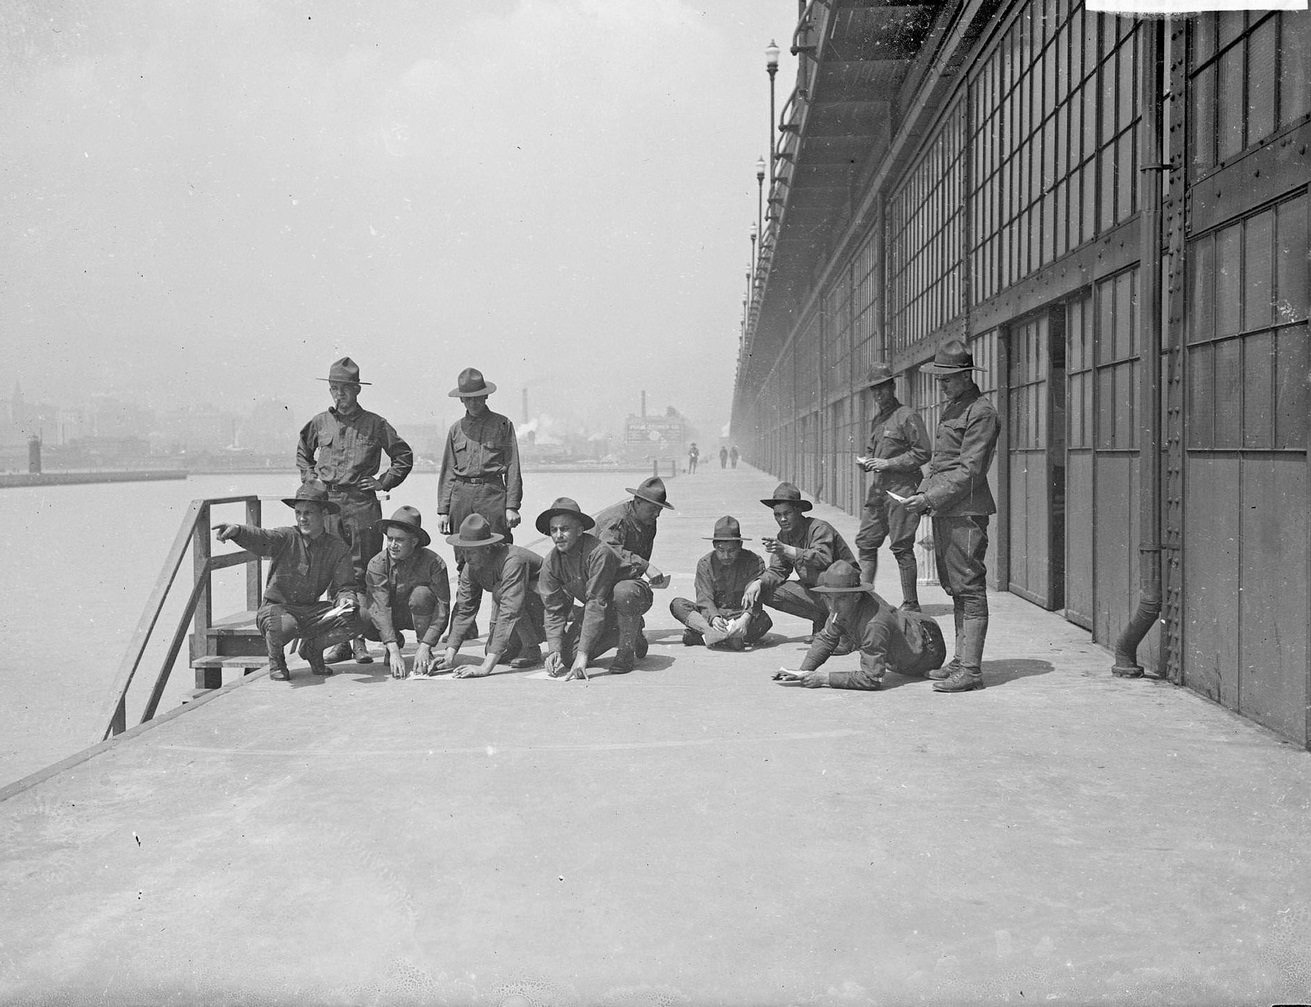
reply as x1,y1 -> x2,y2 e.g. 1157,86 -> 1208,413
0,469 -> 651,785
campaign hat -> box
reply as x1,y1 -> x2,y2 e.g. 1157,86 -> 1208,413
624,475 -> 674,510
448,367 -> 497,398
535,497 -> 596,535
374,505 -> 431,548
759,481 -> 813,512
282,479 -> 341,515
922,339 -> 983,374
316,356 -> 371,385
811,560 -> 878,594
445,513 -> 504,549
864,362 -> 895,388
702,516 -> 750,542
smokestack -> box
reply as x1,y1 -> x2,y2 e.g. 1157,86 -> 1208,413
522,388 -> 528,425
641,391 -> 646,418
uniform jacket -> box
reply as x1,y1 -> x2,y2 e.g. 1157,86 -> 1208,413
437,410 -> 523,513
918,384 -> 1000,516
365,547 -> 450,647
694,549 -> 766,619
538,534 -> 643,658
232,525 -> 357,608
448,544 -> 543,655
593,500 -> 656,573
864,398 -> 931,502
800,592 -> 942,687
296,406 -> 413,492
758,516 -> 857,592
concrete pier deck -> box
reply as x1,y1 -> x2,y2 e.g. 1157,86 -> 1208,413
2,465 -> 1309,1005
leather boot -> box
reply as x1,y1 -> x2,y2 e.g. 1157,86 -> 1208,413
298,636 -> 333,676
928,604 -> 964,680
266,633 -> 291,682
897,555 -> 920,612
859,556 -> 878,586
610,614 -> 643,673
351,636 -> 373,664
685,611 -> 725,648
934,617 -> 986,692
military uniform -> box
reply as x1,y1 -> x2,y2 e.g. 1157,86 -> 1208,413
670,548 -> 772,648
800,591 -> 946,688
539,532 -> 649,666
437,409 -> 523,543
359,547 -> 450,650
448,544 -> 545,662
757,514 -> 857,631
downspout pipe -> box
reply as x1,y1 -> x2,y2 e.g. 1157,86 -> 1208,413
1112,19 -> 1165,678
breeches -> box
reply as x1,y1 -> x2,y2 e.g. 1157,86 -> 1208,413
559,584 -> 652,661
359,586 -> 443,643
257,601 -> 365,645
611,578 -> 653,618
447,481 -> 512,545
761,580 -> 829,626
327,492 -> 382,582
668,597 -> 772,643
854,493 -> 920,559
932,514 -> 990,619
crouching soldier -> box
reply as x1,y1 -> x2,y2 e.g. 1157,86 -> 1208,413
435,514 -> 546,678
214,481 -> 364,681
357,506 -> 450,679
537,497 -> 651,680
669,515 -> 772,650
593,475 -> 674,658
774,561 -> 946,689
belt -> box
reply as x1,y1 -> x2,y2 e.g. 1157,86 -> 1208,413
324,483 -> 376,498
453,474 -> 505,485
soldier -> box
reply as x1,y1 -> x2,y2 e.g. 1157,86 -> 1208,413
536,497 -> 651,680
904,339 -> 1001,693
296,356 -> 413,665
853,363 -> 931,607
436,514 -> 547,678
592,475 -> 674,659
773,561 -> 946,689
741,482 -> 857,642
436,367 -> 523,543
213,481 -> 363,681
669,515 -> 773,650
358,506 -> 450,679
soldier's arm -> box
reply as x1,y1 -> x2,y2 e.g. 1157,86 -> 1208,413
596,518 -> 649,575
422,553 -> 451,646
486,555 -> 530,658
447,569 -> 482,653
923,403 -> 1001,511
884,410 -> 932,471
228,524 -> 288,558
537,559 -> 569,655
295,419 -> 318,482
792,521 -> 837,570
378,421 -> 414,491
576,546 -> 619,659
503,419 -> 523,511
437,426 -> 458,514
827,615 -> 893,690
798,616 -> 841,672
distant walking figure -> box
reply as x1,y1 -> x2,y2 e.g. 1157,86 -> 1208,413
687,442 -> 699,474
719,445 -> 729,469
730,444 -> 740,468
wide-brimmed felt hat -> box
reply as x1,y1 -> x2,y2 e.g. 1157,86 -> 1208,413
865,362 -> 895,388
703,515 -> 750,542
535,497 -> 595,535
316,356 -> 371,385
445,513 -> 504,549
282,479 -> 341,515
811,560 -> 878,594
373,505 -> 431,548
922,339 -> 983,374
624,475 -> 674,510
448,367 -> 497,399
760,481 -> 813,512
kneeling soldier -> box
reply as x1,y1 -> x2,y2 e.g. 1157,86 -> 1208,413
669,515 -> 772,650
436,513 -> 547,678
774,560 -> 946,689
537,497 -> 651,681
214,481 -> 363,681
358,506 -> 450,679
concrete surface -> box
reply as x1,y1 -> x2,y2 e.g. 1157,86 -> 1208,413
1,464 -> 1309,1006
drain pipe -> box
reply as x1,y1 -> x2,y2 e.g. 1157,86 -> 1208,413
1112,19 -> 1164,678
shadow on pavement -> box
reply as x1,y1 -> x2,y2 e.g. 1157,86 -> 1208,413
982,658 -> 1054,686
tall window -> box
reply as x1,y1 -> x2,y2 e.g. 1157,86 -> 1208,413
1067,291 -> 1094,449
1189,13 -> 1310,174
1094,268 -> 1139,450
850,228 -> 882,377
824,267 -> 852,397
1187,194 -> 1308,450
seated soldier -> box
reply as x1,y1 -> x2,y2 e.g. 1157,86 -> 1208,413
741,482 -> 857,643
435,513 -> 546,678
213,481 -> 363,681
774,560 -> 946,690
669,515 -> 772,650
537,497 -> 651,680
356,506 -> 450,679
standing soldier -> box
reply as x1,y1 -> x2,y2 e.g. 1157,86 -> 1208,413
853,363 -> 931,607
297,356 -> 413,664
436,367 -> 523,544
905,340 -> 1001,693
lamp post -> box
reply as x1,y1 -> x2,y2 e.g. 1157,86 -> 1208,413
755,155 -> 766,241
766,40 -> 780,179
749,222 -> 758,289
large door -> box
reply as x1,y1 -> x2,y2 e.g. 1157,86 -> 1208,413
1006,311 -> 1066,610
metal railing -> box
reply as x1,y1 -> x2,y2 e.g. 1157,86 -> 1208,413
103,495 -> 263,739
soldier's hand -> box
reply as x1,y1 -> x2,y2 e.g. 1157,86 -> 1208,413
800,669 -> 830,689
647,567 -> 670,589
386,644 -> 407,679
741,581 -> 761,609
212,523 -> 239,542
411,643 -> 435,675
904,494 -> 930,515
505,508 -> 521,529
357,475 -> 381,491
564,658 -> 589,682
544,651 -> 565,678
436,514 -> 452,535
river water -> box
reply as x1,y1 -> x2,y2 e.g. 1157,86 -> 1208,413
0,469 -> 652,785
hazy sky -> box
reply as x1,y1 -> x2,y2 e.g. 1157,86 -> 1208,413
2,0 -> 798,434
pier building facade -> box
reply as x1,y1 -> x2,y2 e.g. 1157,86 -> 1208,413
733,1 -> 1309,744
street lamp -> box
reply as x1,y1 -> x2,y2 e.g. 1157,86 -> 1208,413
755,155 -> 766,241
766,40 -> 780,178
749,222 -> 758,288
